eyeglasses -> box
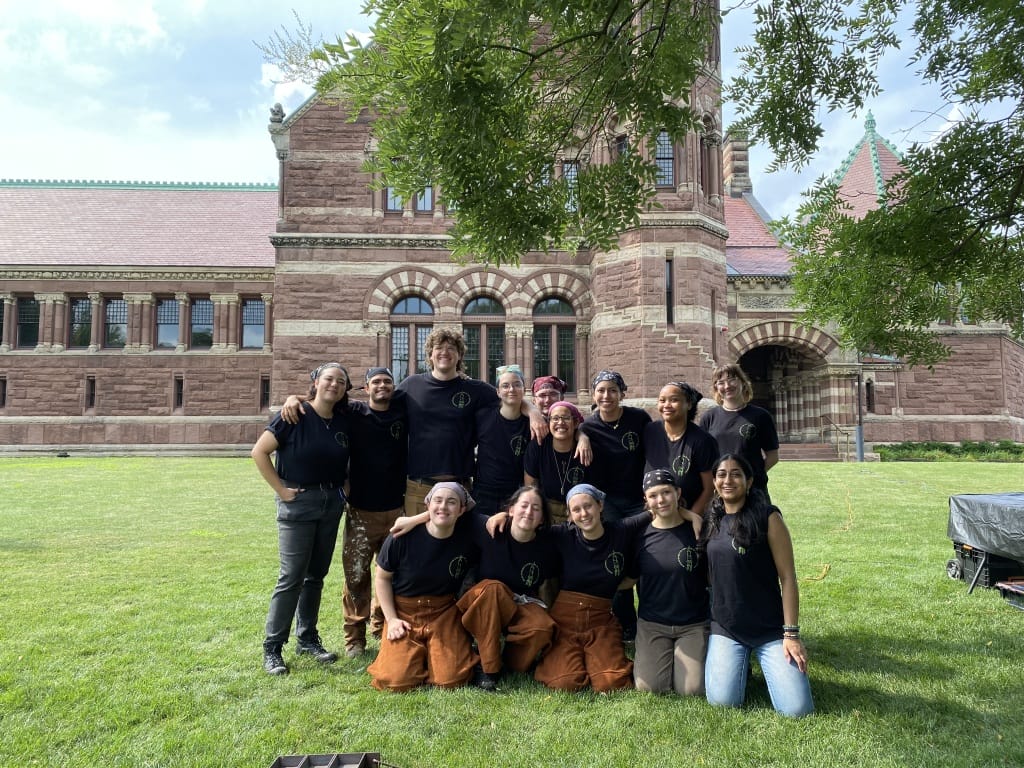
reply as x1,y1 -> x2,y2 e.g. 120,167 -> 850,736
499,382 -> 525,391
549,415 -> 573,423
434,344 -> 458,353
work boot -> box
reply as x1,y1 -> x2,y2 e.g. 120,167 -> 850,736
296,633 -> 339,664
472,663 -> 498,692
263,643 -> 288,676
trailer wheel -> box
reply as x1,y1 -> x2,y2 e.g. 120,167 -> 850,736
946,558 -> 963,580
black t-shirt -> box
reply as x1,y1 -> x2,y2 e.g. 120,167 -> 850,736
376,518 -> 480,597
346,399 -> 407,511
397,373 -> 499,479
705,506 -> 784,647
266,406 -> 350,487
469,516 -> 560,596
699,405 -> 779,488
523,435 -> 590,503
580,406 -> 651,503
643,420 -> 719,509
473,407 -> 531,494
549,513 -> 648,599
630,520 -> 709,626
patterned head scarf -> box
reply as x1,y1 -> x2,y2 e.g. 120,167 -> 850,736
591,370 -> 627,393
365,366 -> 395,382
532,375 -> 567,395
310,362 -> 352,392
565,483 -> 606,504
643,468 -> 677,492
424,482 -> 476,512
548,401 -> 584,425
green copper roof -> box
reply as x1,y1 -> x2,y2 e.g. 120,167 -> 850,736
831,111 -> 904,202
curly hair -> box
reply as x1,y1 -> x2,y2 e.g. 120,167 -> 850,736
424,328 -> 466,374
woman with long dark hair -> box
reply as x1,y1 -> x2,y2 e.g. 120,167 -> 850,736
702,454 -> 813,717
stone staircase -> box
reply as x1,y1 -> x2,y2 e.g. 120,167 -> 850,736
778,442 -> 841,461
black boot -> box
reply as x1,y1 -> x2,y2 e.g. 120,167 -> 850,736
296,632 -> 338,664
263,642 -> 288,675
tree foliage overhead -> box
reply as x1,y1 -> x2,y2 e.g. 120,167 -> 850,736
307,0 -> 717,265
729,0 -> 1024,365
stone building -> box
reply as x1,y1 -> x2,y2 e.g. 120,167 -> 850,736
1,107 -> 1022,453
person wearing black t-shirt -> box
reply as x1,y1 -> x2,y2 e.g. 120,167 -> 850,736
644,381 -> 718,529
626,469 -> 710,696
472,366 -> 532,518
702,454 -> 814,717
339,366 -> 408,659
699,363 -> 780,502
533,484 -> 647,692
524,400 -> 591,525
578,370 -> 651,643
367,483 -> 480,691
252,362 -> 352,676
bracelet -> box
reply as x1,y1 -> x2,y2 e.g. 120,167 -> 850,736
783,624 -> 800,633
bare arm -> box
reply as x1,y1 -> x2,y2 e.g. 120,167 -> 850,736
389,511 -> 429,536
686,470 -> 715,538
768,511 -> 807,673
375,567 -> 410,640
573,432 -> 593,466
251,430 -> 300,502
764,449 -> 780,473
521,399 -> 549,442
280,394 -> 309,425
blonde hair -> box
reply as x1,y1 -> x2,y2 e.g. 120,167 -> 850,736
710,363 -> 754,405
424,328 -> 466,374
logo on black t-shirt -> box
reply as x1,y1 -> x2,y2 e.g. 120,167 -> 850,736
676,546 -> 699,572
566,465 -> 585,485
510,434 -> 527,457
449,555 -> 469,578
520,561 -> 541,588
389,422 -> 404,441
672,454 -> 691,477
333,432 -> 349,448
739,423 -> 757,441
604,551 -> 625,577
621,432 -> 641,452
451,391 -> 472,409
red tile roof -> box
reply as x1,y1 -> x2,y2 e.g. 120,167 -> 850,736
0,181 -> 278,268
723,194 -> 793,275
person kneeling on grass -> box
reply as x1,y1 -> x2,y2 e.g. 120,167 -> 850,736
395,485 -> 559,691
702,454 -> 814,717
367,482 -> 480,691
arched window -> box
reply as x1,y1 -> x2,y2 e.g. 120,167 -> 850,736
462,296 -> 506,384
391,295 -> 434,380
532,297 -> 576,390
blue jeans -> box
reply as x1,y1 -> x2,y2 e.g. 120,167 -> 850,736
264,489 -> 343,646
705,633 -> 814,718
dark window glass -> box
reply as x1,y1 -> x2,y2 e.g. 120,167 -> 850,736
241,299 -> 265,349
68,298 -> 92,348
260,375 -> 271,410
533,296 -> 577,389
0,376 -> 7,408
563,160 -> 579,211
533,298 -> 574,316
104,299 -> 127,348
191,299 -> 213,348
85,376 -> 96,410
16,298 -> 39,348
464,297 -> 505,315
174,376 -> 185,410
155,299 -> 179,349
392,296 -> 433,315
656,130 -> 674,186
415,186 -> 433,212
463,325 -> 505,383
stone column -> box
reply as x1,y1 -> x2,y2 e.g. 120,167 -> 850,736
35,293 -> 66,352
175,292 -> 189,352
575,323 -> 590,395
0,294 -> 12,351
88,293 -> 102,352
261,293 -> 274,352
210,293 -> 238,353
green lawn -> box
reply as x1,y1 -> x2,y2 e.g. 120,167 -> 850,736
1,458 -> 1022,767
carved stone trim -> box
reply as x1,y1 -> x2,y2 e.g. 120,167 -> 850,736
0,268 -> 274,282
271,234 -> 451,250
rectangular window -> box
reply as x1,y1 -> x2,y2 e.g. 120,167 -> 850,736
104,298 -> 127,348
464,326 -> 505,383
615,134 -> 629,159
0,376 -> 7,408
260,374 -> 271,410
68,297 -> 92,349
173,375 -> 184,411
655,130 -> 674,186
16,297 -> 40,348
155,298 -> 179,349
85,375 -> 96,410
533,327 -> 551,382
533,324 -> 575,390
562,161 -> 579,212
415,185 -> 433,212
391,326 -> 410,381
385,186 -> 403,212
416,326 -> 431,374
556,326 -> 575,391
241,299 -> 265,349
190,298 -> 213,348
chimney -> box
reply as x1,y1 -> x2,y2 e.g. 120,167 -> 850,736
723,129 -> 752,197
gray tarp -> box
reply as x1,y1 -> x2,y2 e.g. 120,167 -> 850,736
948,493 -> 1024,561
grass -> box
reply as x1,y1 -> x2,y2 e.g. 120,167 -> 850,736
1,458 -> 1022,768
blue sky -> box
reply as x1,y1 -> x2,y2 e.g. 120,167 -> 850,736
1,0 -> 956,219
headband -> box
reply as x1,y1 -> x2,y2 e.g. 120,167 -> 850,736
591,370 -> 627,393
565,483 -> 606,504
643,468 -> 677,492
310,362 -> 352,391
548,401 -> 584,425
495,364 -> 525,383
666,381 -> 704,405
424,482 -> 477,512
365,366 -> 395,382
532,375 -> 567,395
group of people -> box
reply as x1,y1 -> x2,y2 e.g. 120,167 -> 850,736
250,328 -> 814,717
